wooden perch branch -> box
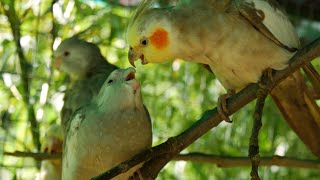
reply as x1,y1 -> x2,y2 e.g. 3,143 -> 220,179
4,151 -> 320,169
174,153 -> 320,169
92,38 -> 320,180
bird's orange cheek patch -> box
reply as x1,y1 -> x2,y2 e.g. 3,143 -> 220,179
150,28 -> 169,50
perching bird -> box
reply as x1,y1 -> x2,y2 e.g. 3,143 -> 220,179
38,124 -> 63,180
53,37 -> 118,135
127,0 -> 320,156
62,67 -> 152,180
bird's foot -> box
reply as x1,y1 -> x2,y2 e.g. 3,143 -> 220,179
217,90 -> 235,123
257,68 -> 273,98
129,169 -> 143,180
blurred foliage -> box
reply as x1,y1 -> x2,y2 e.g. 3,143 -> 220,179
0,0 -> 320,179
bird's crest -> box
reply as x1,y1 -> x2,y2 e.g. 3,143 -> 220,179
128,0 -> 156,28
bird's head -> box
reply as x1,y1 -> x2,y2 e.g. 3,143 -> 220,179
127,2 -> 176,67
53,38 -> 102,79
97,67 -> 143,110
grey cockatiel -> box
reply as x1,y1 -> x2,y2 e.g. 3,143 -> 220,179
127,0 -> 320,156
53,38 -> 118,135
62,67 -> 152,180
38,124 -> 63,180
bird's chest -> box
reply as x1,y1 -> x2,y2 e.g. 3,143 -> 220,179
64,110 -> 151,179
206,42 -> 289,91
179,15 -> 292,91
71,112 -> 147,155
206,51 -> 265,91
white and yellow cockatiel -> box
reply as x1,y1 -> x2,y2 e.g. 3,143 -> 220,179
127,0 -> 320,156
128,0 -> 299,90
62,67 -> 152,180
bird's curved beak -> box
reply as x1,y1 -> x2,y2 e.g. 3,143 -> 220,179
53,56 -> 62,69
128,48 -> 138,67
128,47 -> 148,67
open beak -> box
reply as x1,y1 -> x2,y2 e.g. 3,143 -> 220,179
124,67 -> 140,92
128,48 -> 148,67
125,67 -> 136,81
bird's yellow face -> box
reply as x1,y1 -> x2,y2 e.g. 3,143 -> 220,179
127,15 -> 175,67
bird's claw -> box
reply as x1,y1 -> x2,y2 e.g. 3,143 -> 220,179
217,91 -> 235,123
257,68 -> 273,98
129,169 -> 142,180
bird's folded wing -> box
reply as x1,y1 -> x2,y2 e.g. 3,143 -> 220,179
64,106 -> 87,141
61,83 -> 96,134
237,0 -> 300,51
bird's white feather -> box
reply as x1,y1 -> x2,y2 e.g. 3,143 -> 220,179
244,0 -> 300,48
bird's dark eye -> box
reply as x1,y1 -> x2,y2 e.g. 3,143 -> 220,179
64,51 -> 70,56
129,46 -> 133,50
141,38 -> 148,46
108,80 -> 113,84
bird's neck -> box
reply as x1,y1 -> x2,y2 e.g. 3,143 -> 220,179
85,55 -> 116,79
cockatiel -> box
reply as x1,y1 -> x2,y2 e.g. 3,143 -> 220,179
62,67 -> 152,180
38,124 -> 63,180
127,0 -> 320,156
53,37 -> 118,135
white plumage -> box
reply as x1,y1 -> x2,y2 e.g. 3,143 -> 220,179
244,0 -> 300,49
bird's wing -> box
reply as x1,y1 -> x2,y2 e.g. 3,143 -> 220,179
62,106 -> 88,179
143,104 -> 153,143
64,106 -> 87,150
61,82 -> 95,134
177,0 -> 300,50
61,63 -> 117,134
237,0 -> 300,51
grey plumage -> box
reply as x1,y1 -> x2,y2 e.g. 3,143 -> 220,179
62,67 -> 152,180
54,38 -> 118,135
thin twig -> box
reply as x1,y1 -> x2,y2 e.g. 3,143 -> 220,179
249,97 -> 264,180
249,71 -> 271,180
4,151 -> 320,169
174,153 -> 320,169
249,71 -> 272,180
3,151 -> 61,161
